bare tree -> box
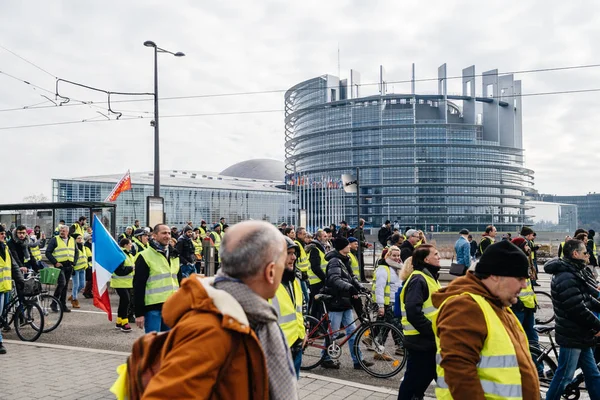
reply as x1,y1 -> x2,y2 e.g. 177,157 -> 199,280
23,193 -> 49,203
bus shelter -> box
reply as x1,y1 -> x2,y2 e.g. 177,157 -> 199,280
0,201 -> 117,238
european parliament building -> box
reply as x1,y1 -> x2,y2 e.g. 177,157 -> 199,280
52,159 -> 292,234
285,64 -> 535,232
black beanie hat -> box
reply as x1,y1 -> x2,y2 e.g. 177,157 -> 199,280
333,237 -> 350,251
520,226 -> 534,236
475,240 -> 529,278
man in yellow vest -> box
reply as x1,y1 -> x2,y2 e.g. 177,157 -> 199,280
210,224 -> 222,272
69,216 -> 87,238
305,229 -> 328,318
270,237 -> 305,379
431,240 -> 539,399
133,224 -> 180,333
46,225 -> 78,312
294,227 -> 310,306
348,237 -> 361,277
131,228 -> 149,257
197,220 -> 208,239
111,238 -> 135,332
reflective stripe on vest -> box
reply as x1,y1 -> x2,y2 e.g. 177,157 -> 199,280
270,278 -> 305,346
0,246 -> 12,293
74,247 -> 88,270
140,247 -> 179,306
518,279 -> 537,309
52,236 -> 75,263
372,264 -> 391,306
560,242 -> 565,259
30,246 -> 42,262
400,270 -> 441,335
307,247 -> 327,285
349,252 -> 360,277
111,250 -> 135,289
295,241 -> 310,273
433,292 -> 524,399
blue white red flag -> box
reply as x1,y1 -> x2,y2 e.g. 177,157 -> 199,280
92,215 -> 126,321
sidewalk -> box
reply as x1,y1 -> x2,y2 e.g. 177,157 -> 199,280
2,340 -> 419,400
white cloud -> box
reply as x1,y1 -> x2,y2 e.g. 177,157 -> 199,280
0,0 -> 599,203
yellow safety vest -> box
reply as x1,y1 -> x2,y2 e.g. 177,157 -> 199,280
140,247 -> 179,306
193,238 -> 203,258
372,263 -> 391,306
132,237 -> 148,254
307,247 -> 327,285
349,252 -> 360,277
197,226 -> 207,239
211,231 -> 222,251
434,292 -> 525,399
71,223 -> 84,238
0,245 -> 12,293
529,240 -> 535,262
52,236 -> 75,263
560,242 -> 565,259
518,279 -> 537,309
111,249 -> 135,289
295,241 -> 310,273
30,245 -> 42,262
270,278 -> 305,347
85,246 -> 93,268
401,270 -> 441,335
593,242 -> 598,259
74,247 -> 89,270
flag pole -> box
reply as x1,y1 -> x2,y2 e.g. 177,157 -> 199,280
130,186 -> 137,221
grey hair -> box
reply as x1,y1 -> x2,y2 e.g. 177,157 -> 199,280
220,222 -> 285,280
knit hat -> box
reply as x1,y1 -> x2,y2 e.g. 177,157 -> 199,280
72,233 -> 81,240
459,228 -> 469,235
475,240 -> 529,278
134,228 -> 147,237
520,226 -> 534,236
511,237 -> 527,250
348,237 -> 358,243
333,237 -> 350,251
183,225 -> 193,233
284,236 -> 298,249
213,224 -> 221,230
590,229 -> 596,238
0,225 -> 5,233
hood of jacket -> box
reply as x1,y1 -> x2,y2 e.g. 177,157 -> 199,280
162,275 -> 250,332
305,240 -> 325,254
544,256 -> 586,275
11,230 -> 30,246
432,271 -> 504,310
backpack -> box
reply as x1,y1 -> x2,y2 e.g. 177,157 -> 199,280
125,325 -> 241,399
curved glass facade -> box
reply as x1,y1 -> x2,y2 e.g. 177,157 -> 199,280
285,72 -> 535,232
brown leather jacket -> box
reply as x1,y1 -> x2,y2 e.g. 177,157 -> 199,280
143,276 -> 269,400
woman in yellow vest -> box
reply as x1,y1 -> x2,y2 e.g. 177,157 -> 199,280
398,244 -> 442,400
111,238 -> 135,332
69,234 -> 89,309
0,225 -> 14,354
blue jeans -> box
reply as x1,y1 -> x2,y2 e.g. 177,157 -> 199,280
546,347 -> 600,400
144,309 -> 169,334
0,292 -> 10,342
327,309 -> 362,364
180,264 -> 195,278
72,269 -> 86,300
292,347 -> 302,379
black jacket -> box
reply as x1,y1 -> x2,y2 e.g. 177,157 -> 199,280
544,257 -> 600,348
399,241 -> 415,262
7,236 -> 31,267
403,263 -> 441,352
469,240 -> 478,258
175,235 -> 196,265
588,239 -> 598,267
323,250 -> 363,311
306,240 -> 327,285
378,226 -> 391,247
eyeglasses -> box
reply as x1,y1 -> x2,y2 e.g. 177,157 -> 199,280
583,251 -> 589,255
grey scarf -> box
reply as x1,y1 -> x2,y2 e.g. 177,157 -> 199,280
214,271 -> 298,400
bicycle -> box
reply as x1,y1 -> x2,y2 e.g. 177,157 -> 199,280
531,323 -> 588,400
1,284 -> 45,342
534,290 -> 555,324
23,271 -> 63,333
302,292 -> 406,378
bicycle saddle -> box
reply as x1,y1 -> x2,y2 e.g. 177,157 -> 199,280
534,324 -> 555,334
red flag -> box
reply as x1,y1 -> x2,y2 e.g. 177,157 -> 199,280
105,170 -> 132,202
91,270 -> 113,321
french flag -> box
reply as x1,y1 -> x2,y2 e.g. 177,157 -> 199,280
92,215 -> 126,321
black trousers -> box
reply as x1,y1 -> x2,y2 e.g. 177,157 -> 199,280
126,288 -> 135,321
115,288 -> 130,320
398,348 -> 437,400
309,282 -> 324,321
54,264 -> 73,307
375,305 -> 402,346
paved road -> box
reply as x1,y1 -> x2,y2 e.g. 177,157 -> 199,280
1,270 -> 556,399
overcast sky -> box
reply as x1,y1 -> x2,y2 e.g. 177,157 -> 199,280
1,0 -> 599,203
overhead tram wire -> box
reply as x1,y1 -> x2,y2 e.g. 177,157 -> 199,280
2,85 -> 600,131
1,61 -> 600,114
0,43 -> 57,78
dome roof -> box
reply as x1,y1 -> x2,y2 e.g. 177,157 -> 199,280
220,159 -> 284,182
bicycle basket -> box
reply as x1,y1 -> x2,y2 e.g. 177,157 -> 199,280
39,267 -> 61,285
23,278 -> 43,296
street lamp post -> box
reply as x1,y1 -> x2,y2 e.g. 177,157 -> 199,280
143,40 -> 185,197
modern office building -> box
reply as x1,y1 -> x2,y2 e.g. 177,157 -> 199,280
52,159 -> 291,234
525,201 -> 578,233
537,193 -> 600,230
285,64 -> 536,231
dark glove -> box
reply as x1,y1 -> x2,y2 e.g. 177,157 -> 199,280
349,286 -> 359,296
360,286 -> 370,294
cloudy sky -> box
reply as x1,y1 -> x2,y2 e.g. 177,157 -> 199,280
1,0 -> 599,203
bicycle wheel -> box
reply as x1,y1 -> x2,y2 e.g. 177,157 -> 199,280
14,301 -> 44,342
300,315 -> 331,370
354,321 -> 406,378
37,294 -> 63,333
534,291 -> 555,324
529,346 -> 557,388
